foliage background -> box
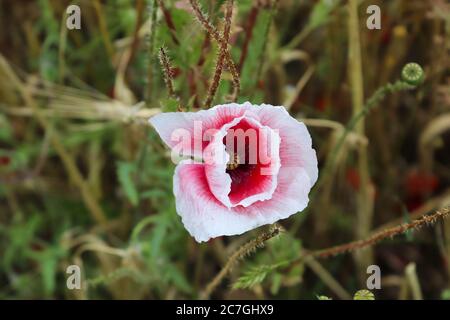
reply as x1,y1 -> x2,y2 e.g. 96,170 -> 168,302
0,0 -> 449,299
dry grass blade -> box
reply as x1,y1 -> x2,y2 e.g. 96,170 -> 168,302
0,74 -> 160,124
419,113 -> 450,170
0,54 -> 108,225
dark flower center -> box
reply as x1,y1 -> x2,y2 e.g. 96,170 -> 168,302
226,152 -> 240,171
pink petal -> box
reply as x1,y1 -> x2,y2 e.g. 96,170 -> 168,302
149,103 -> 317,187
203,114 -> 280,208
153,102 -> 318,242
249,104 -> 319,187
148,103 -> 255,159
173,161 -> 311,243
244,166 -> 311,218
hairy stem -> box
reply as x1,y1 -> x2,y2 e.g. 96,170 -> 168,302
146,0 -> 157,104
314,80 -> 415,198
189,0 -> 240,101
201,225 -> 283,299
204,0 -> 233,108
312,206 -> 450,259
158,47 -> 176,99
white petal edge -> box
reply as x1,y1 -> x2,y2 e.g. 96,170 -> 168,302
149,102 -> 318,187
173,160 -> 311,243
148,102 -> 257,159
204,114 -> 281,208
250,104 -> 319,187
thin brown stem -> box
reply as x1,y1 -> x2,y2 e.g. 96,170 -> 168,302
93,0 -> 114,62
312,206 -> 450,259
238,5 -> 259,72
304,256 -> 352,300
146,0 -> 157,104
128,0 -> 145,66
158,47 -> 176,99
197,34 -> 211,67
279,207 -> 450,283
156,0 -> 180,45
204,0 -> 233,108
189,0 -> 240,101
201,225 -> 283,299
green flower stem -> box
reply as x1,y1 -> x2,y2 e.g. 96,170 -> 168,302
292,64 -> 424,235
316,80 -> 415,194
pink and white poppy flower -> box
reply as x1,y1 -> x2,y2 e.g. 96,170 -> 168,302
149,102 -> 318,242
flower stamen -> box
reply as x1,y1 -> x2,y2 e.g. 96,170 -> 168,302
226,152 -> 240,171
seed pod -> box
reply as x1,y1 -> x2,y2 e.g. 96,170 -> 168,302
401,63 -> 424,86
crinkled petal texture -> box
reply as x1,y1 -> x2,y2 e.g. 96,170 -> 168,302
149,102 -> 318,242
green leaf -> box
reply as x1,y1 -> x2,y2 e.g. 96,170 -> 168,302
233,233 -> 303,291
164,264 -> 192,294
233,265 -> 274,290
353,289 -> 375,300
28,245 -> 67,297
160,97 -> 180,112
0,115 -> 12,141
240,8 -> 273,95
308,0 -> 339,30
117,161 -> 139,206
270,272 -> 282,295
441,289 -> 450,300
3,214 -> 42,270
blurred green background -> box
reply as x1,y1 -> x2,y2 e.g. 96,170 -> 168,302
0,0 -> 449,299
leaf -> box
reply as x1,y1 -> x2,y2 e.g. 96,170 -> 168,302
270,272 -> 282,295
234,233 -> 303,291
130,215 -> 160,243
160,97 -> 180,112
239,7 -> 273,95
308,0 -> 339,30
150,214 -> 169,259
441,289 -> 450,300
117,161 -> 139,206
353,289 -> 375,300
28,245 -> 67,297
317,295 -> 333,300
164,264 -> 192,294
233,265 -> 274,290
0,115 -> 12,141
3,214 -> 42,270
37,0 -> 60,82
87,267 -> 138,288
